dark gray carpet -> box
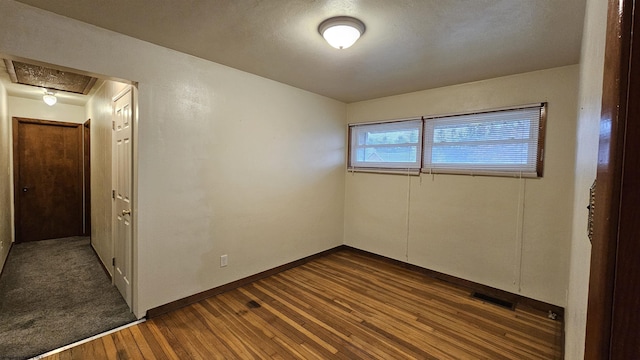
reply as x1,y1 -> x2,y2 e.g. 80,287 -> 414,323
0,237 -> 137,360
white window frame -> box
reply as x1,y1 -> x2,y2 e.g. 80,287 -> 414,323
348,119 -> 423,174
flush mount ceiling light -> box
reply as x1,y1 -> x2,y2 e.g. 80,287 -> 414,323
42,89 -> 57,106
318,16 -> 366,49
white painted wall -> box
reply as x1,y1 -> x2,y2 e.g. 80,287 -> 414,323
565,0 -> 607,357
345,65 -> 579,307
7,96 -> 85,123
85,80 -> 128,275
0,80 -> 11,272
0,0 -> 346,317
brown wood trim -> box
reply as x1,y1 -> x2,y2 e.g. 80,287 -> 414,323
12,118 -> 20,242
14,117 -> 82,127
146,245 -> 348,318
346,125 -> 353,168
536,102 -> 547,177
585,0 -> 632,358
608,0 -> 640,357
147,244 -> 563,324
342,246 -> 564,318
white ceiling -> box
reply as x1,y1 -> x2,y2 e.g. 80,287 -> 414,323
12,0 -> 586,103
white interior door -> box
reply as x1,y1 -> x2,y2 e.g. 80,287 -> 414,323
113,87 -> 133,308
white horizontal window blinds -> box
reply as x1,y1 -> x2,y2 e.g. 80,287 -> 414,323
423,105 -> 544,177
349,119 -> 423,172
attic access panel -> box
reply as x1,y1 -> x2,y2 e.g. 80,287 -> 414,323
4,59 -> 97,95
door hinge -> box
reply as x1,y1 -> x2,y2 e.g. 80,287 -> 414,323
112,257 -> 115,266
112,120 -> 115,130
112,190 -> 115,199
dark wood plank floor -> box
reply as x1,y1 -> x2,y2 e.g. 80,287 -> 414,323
44,250 -> 563,359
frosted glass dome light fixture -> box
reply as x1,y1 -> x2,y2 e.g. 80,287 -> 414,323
318,16 -> 365,49
42,90 -> 57,106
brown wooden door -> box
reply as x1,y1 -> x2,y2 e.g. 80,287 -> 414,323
13,118 -> 84,243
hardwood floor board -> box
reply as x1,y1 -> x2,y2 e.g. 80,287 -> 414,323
211,292 -> 280,340
303,259 -> 454,317
297,269 -> 493,358
142,320 -> 182,360
44,249 -> 563,359
80,339 -> 102,360
217,292 -> 314,360
177,305 -> 242,359
189,302 -> 258,358
67,342 -> 86,360
435,299 -> 560,349
127,326 -> 158,360
98,332 -> 119,360
194,297 -> 278,358
170,307 -> 242,359
136,322 -> 173,360
238,287 -> 348,359
292,266 -> 470,358
281,274 -> 436,359
271,273 -> 429,359
428,302 -> 560,358
114,328 -> 144,360
246,282 -> 375,360
155,315 -> 205,359
58,349 -> 72,360
415,307 -> 533,359
89,336 -> 108,359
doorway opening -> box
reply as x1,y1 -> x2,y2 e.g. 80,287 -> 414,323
0,55 -> 139,357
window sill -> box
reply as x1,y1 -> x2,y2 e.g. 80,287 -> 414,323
347,168 -> 421,176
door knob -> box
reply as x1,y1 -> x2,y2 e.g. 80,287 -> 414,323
22,187 -> 28,192
122,209 -> 131,216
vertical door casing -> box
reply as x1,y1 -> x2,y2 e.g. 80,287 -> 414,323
113,87 -> 133,309
585,0 -> 640,358
84,119 -> 91,236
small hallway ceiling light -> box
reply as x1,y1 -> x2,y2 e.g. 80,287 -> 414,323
42,89 -> 57,106
318,16 -> 366,49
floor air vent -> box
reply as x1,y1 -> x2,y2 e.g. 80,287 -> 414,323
471,292 -> 514,310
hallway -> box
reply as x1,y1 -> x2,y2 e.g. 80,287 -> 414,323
0,237 -> 136,359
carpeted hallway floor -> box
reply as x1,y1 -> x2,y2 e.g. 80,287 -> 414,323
0,237 -> 137,360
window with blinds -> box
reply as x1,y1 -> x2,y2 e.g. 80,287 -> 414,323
423,105 -> 545,177
349,119 -> 422,172
347,103 -> 546,177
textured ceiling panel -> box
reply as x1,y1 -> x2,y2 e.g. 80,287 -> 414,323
6,60 -> 97,94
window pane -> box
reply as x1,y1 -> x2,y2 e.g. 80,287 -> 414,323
350,119 -> 422,170
433,120 -> 531,143
431,143 -> 529,165
361,129 -> 420,145
357,146 -> 418,163
424,106 -> 544,176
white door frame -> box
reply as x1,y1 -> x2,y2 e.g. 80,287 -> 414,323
111,85 -> 137,313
